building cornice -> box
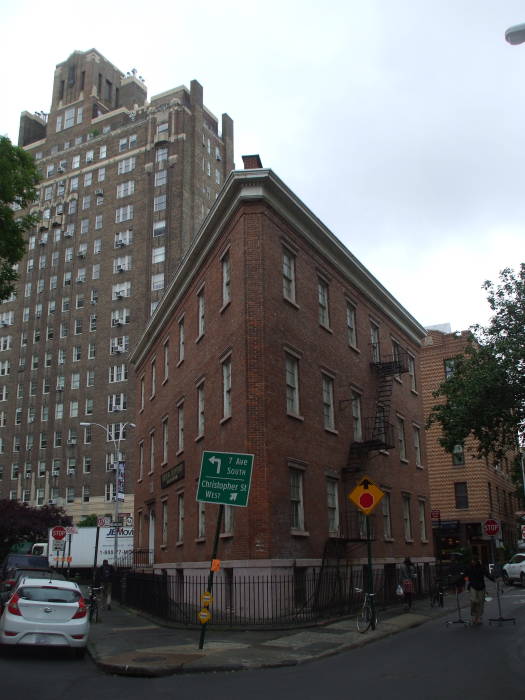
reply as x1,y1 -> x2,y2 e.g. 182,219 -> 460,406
131,169 -> 427,367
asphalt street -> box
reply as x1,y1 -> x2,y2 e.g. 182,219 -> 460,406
0,586 -> 524,700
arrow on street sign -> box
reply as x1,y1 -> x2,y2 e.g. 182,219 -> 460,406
348,475 -> 385,516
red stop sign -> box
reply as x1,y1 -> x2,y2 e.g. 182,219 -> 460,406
52,525 -> 66,540
483,519 -> 500,537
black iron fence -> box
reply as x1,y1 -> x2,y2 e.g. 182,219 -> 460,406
114,562 -> 445,629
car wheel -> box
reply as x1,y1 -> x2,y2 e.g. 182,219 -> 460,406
72,647 -> 86,660
502,571 -> 512,586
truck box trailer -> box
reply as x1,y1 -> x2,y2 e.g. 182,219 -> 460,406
48,526 -> 134,572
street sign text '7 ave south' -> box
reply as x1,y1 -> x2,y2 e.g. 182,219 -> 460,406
197,451 -> 254,507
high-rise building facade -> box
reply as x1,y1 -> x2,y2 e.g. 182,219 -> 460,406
1,49 -> 233,521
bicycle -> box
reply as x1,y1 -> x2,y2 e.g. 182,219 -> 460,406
88,586 -> 103,623
355,587 -> 378,633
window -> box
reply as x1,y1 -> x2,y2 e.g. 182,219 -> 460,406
285,354 -> 300,416
82,485 -> 90,503
407,353 -> 417,392
151,273 -> 164,291
318,279 -> 330,327
290,469 -> 305,531
419,500 -> 427,541
154,194 -> 166,212
177,403 -> 184,452
116,180 -> 135,198
152,246 -> 165,264
198,501 -> 206,538
346,301 -> 357,347
138,441 -> 144,480
162,417 -> 168,464
382,492 -> 392,539
155,169 -> 167,187
402,494 -> 413,540
150,359 -> 156,397
197,289 -> 205,337
177,493 -> 184,542
149,431 -> 155,473
178,317 -> 185,363
115,205 -> 133,223
197,383 -> 205,437
454,482 -> 469,509
117,157 -> 136,175
370,322 -> 380,363
162,500 -> 168,546
351,391 -> 362,442
221,251 -> 231,307
156,147 -> 168,163
322,374 -> 335,431
413,426 -> 422,467
326,479 -> 339,535
452,444 -> 465,466
222,357 -> 232,420
397,416 -> 406,460
153,220 -> 166,237
222,505 -> 234,535
444,358 -> 456,379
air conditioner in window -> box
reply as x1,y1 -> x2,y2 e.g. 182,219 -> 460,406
95,189 -> 103,196
112,319 -> 122,327
91,300 -> 97,305
64,231 -> 73,238
67,440 -> 77,448
57,167 -> 65,174
116,240 -> 125,248
115,292 -> 123,300
76,278 -> 84,284
64,279 -> 71,285
48,499 -> 57,505
39,239 -> 47,246
116,265 -> 124,273
67,469 -> 75,475
78,252 -> 86,258
1,322 -> 9,327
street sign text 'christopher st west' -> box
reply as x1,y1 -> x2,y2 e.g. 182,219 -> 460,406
197,451 -> 254,507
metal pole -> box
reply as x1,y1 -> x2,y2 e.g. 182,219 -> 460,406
365,514 -> 376,630
199,505 -> 224,650
113,431 -> 120,567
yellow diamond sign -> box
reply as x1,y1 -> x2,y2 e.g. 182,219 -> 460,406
348,475 -> 385,515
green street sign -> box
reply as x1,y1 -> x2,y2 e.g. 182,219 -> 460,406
196,451 -> 254,507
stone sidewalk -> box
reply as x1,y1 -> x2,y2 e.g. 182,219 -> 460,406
87,595 -> 464,676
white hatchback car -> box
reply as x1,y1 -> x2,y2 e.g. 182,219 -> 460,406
502,553 -> 525,586
0,577 -> 89,657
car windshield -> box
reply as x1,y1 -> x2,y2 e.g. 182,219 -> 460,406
17,586 -> 80,604
16,570 -> 65,581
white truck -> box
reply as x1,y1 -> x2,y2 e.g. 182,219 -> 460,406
48,525 -> 134,573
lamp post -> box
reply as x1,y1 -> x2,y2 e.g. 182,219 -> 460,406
80,420 -> 135,567
505,23 -> 525,45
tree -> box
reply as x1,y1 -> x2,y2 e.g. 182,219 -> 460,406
0,136 -> 40,302
0,500 -> 72,560
429,265 -> 525,463
77,514 -> 98,527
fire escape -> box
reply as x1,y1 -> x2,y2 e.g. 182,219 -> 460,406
316,344 -> 410,584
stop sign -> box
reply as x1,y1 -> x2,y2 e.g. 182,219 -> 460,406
483,519 -> 500,537
51,525 -> 66,540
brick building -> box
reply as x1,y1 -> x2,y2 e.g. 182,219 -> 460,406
131,157 -> 432,577
1,49 -> 233,523
421,329 -> 518,562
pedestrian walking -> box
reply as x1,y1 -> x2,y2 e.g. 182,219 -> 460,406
464,557 -> 492,625
97,559 -> 115,610
399,557 -> 417,611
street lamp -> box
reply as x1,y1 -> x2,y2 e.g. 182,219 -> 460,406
505,23 -> 525,45
80,420 -> 136,567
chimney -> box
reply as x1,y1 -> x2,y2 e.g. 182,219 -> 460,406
242,154 -> 263,169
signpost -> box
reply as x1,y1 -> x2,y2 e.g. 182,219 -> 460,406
197,451 -> 254,650
348,476 -> 384,630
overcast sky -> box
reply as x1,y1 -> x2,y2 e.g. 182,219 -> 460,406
2,1 -> 524,332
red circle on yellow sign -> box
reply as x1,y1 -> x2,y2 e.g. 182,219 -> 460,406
359,493 -> 374,508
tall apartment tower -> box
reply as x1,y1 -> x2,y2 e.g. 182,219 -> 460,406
1,49 -> 234,521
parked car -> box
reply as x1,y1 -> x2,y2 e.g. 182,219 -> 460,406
502,553 -> 525,586
0,553 -> 49,581
0,578 -> 89,656
0,569 -> 67,608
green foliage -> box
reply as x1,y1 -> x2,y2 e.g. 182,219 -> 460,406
77,514 -> 99,527
0,499 -> 72,561
0,136 -> 40,302
429,265 -> 524,460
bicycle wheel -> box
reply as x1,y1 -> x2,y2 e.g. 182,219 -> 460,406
89,600 -> 98,623
430,591 -> 438,608
357,603 -> 372,633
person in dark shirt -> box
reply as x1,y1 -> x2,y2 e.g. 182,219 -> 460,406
464,558 -> 492,625
97,559 -> 115,610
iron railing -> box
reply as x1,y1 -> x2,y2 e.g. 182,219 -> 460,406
114,562 -> 440,629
